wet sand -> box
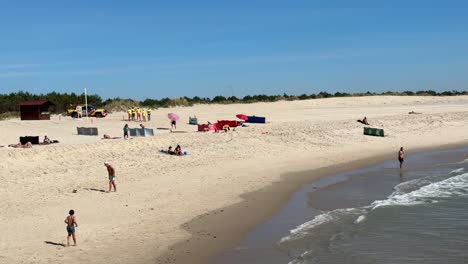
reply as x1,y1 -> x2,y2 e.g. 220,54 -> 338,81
209,145 -> 468,264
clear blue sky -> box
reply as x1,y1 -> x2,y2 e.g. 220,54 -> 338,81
1,0 -> 468,99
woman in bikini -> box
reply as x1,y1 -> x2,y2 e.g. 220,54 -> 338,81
398,147 -> 405,169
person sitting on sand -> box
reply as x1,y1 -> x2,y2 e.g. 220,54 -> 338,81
64,209 -> 78,247
174,145 -> 183,156
8,142 -> 33,148
160,146 -> 175,155
140,123 -> 145,129
42,135 -> 50,144
362,117 -> 369,125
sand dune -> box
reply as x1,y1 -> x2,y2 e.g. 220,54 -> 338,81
0,96 -> 468,264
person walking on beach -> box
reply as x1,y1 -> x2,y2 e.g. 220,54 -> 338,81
64,209 -> 78,246
104,161 -> 117,192
123,124 -> 129,139
398,147 -> 405,169
171,120 -> 177,130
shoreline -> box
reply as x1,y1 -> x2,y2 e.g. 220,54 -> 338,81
158,141 -> 468,264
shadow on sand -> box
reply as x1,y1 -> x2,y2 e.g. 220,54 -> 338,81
85,188 -> 106,193
44,241 -> 66,247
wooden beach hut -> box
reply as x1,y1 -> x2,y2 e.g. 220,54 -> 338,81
19,100 -> 54,120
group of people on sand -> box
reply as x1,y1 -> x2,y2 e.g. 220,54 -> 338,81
127,107 -> 151,122
64,160 -> 117,246
161,145 -> 184,156
7,135 -> 58,148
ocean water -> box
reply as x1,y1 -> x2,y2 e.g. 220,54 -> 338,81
279,153 -> 468,264
211,147 -> 468,264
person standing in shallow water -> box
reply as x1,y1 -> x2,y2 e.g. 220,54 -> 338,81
64,209 -> 78,246
398,147 -> 405,169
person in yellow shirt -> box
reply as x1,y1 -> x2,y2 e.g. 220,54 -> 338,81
142,109 -> 147,122
147,109 -> 152,121
127,108 -> 132,121
136,107 -> 141,121
131,107 -> 136,121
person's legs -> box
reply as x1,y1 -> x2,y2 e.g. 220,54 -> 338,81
67,233 -> 70,246
72,232 -> 77,246
112,180 -> 117,192
108,180 -> 112,192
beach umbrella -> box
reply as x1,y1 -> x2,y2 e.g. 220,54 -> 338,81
236,114 -> 248,121
167,113 -> 180,121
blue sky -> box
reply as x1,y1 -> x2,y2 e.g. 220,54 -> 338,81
1,0 -> 468,99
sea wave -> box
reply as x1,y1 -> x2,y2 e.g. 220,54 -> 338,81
281,172 -> 468,244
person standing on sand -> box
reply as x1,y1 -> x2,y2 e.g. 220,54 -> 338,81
123,124 -> 129,139
64,209 -> 78,246
398,147 -> 405,169
104,161 -> 117,192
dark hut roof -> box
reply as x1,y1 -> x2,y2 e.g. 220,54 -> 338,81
19,100 -> 54,106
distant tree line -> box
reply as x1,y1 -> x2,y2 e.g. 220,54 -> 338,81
0,90 -> 467,118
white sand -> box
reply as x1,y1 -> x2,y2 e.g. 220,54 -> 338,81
0,96 -> 467,264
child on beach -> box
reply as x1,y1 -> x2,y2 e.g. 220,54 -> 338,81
64,209 -> 78,246
123,124 -> 129,139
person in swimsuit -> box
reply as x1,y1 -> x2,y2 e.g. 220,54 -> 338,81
104,161 -> 117,192
171,120 -> 176,129
64,209 -> 78,246
398,147 -> 405,169
174,145 -> 183,156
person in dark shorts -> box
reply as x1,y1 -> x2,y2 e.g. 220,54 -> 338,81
104,161 -> 117,192
171,120 -> 176,129
64,209 -> 78,246
398,147 -> 405,169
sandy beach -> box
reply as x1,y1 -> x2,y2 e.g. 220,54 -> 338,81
0,95 -> 467,264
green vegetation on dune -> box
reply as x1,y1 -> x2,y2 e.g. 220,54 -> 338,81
0,90 -> 467,120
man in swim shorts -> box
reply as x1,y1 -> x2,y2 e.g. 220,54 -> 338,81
104,161 -> 117,192
64,209 -> 78,246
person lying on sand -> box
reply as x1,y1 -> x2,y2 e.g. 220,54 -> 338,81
102,134 -> 121,139
160,146 -> 175,155
174,145 -> 183,156
8,142 -> 33,148
408,111 -> 422,114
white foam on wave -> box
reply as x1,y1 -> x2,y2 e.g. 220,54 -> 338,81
281,172 -> 468,246
372,172 -> 468,209
450,168 -> 465,174
459,159 -> 468,164
354,215 -> 366,224
280,208 -> 355,243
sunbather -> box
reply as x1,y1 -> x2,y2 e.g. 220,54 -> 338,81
9,142 -> 33,148
357,116 -> 370,125
102,134 -> 121,139
160,146 -> 175,155
174,145 -> 183,156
